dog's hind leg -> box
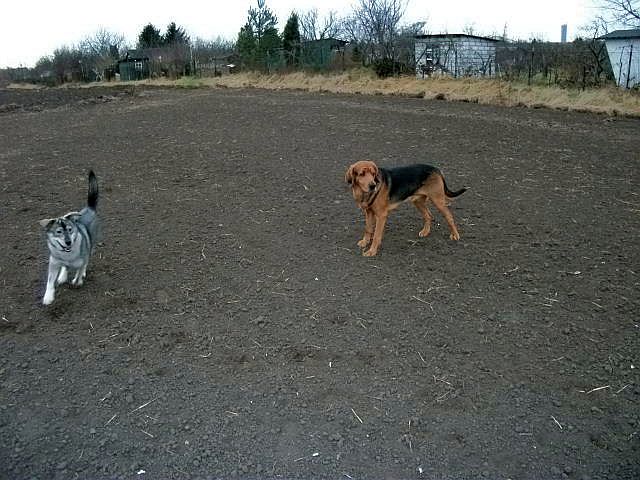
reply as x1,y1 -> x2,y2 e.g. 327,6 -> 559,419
431,194 -> 461,240
412,197 -> 433,238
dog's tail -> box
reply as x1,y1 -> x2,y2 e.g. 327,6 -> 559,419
87,170 -> 99,210
442,175 -> 468,198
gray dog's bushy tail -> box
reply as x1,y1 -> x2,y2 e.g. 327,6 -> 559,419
87,170 -> 99,210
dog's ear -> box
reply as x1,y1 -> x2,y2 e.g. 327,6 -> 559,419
39,218 -> 56,229
63,211 -> 81,221
373,165 -> 381,183
345,165 -> 355,184
366,162 -> 379,179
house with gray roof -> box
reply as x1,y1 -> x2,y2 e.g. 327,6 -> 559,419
598,29 -> 640,88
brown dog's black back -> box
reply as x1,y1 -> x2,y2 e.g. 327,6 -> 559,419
381,164 -> 437,203
381,164 -> 466,202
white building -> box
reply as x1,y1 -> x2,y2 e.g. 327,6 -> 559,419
599,29 -> 640,89
415,34 -> 500,78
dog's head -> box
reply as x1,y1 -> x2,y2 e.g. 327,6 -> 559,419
345,160 -> 380,194
39,214 -> 80,253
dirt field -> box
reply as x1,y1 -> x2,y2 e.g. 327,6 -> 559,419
0,85 -> 638,480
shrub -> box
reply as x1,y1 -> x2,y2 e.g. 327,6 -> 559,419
372,58 -> 409,78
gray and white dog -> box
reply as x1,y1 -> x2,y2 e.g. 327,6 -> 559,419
39,170 -> 100,305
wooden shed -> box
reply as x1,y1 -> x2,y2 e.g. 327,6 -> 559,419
415,34 -> 500,78
118,46 -> 191,80
118,49 -> 151,81
300,38 -> 348,69
598,29 -> 640,89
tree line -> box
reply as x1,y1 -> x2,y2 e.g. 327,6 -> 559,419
1,0 -> 638,88
1,1 -> 426,83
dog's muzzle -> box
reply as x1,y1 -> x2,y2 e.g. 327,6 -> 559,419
56,240 -> 72,252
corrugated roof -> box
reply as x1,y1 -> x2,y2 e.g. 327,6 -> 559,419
598,29 -> 640,40
415,33 -> 501,43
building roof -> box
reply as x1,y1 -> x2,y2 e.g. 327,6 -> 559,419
301,38 -> 348,47
415,33 -> 501,43
598,29 -> 640,40
121,48 -> 171,62
120,49 -> 150,61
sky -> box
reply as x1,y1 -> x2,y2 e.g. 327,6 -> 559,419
2,0 -> 598,68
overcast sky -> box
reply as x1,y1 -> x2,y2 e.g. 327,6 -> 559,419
2,0 -> 597,68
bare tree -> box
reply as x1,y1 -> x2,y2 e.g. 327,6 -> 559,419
348,0 -> 408,63
79,28 -> 127,77
463,23 -> 476,36
577,18 -> 615,85
298,8 -> 342,40
397,21 -> 426,67
193,37 -> 235,57
596,0 -> 640,28
80,29 -> 126,58
50,46 -> 84,83
192,37 -> 235,75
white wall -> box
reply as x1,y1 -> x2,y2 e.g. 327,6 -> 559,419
604,38 -> 640,88
415,37 -> 497,78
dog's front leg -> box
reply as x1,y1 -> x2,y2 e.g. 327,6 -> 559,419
71,261 -> 89,286
364,212 -> 388,257
43,259 -> 60,305
56,266 -> 68,285
357,208 -> 375,248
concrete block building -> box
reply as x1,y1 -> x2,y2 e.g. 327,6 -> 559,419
415,34 -> 500,78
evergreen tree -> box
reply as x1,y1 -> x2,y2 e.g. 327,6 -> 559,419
237,0 -> 281,70
138,23 -> 163,48
282,12 -> 301,67
259,26 -> 281,67
164,22 -> 190,45
248,0 -> 278,44
237,24 -> 257,67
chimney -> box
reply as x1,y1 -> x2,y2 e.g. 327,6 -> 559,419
561,24 -> 567,43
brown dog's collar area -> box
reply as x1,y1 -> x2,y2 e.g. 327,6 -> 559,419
357,181 -> 382,209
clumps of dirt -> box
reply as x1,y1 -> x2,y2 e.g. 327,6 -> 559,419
0,86 -> 140,114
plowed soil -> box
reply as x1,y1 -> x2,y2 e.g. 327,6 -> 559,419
0,84 -> 638,480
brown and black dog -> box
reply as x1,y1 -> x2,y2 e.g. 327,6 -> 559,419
345,160 -> 467,256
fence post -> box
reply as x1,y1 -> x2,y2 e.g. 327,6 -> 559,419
626,43 -> 633,89
528,40 -> 535,86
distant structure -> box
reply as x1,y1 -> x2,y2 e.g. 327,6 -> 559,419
598,29 -> 640,88
118,47 -> 194,80
561,24 -> 567,43
300,38 -> 348,70
118,50 -> 151,81
414,34 -> 500,78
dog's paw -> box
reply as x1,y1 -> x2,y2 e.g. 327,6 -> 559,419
357,239 -> 369,248
71,278 -> 84,287
363,249 -> 378,257
43,293 -> 54,306
449,232 -> 460,241
419,228 -> 431,238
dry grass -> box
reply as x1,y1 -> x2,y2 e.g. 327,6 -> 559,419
8,69 -> 640,117
172,70 -> 640,117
